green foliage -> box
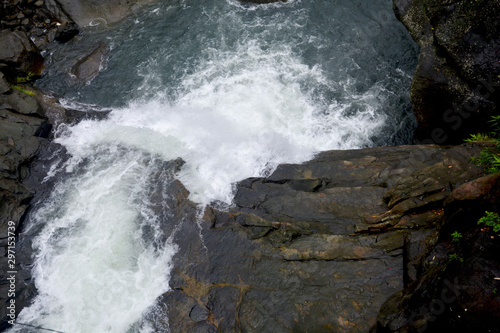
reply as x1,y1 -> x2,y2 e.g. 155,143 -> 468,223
448,253 -> 464,263
490,115 -> 500,133
478,211 -> 500,233
11,85 -> 35,96
14,72 -> 36,84
494,288 -> 498,294
464,133 -> 491,142
451,231 -> 463,243
467,116 -> 500,174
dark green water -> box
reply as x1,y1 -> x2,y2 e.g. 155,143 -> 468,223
39,0 -> 417,146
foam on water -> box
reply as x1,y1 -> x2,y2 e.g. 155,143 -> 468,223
52,37 -> 385,206
14,148 -> 176,333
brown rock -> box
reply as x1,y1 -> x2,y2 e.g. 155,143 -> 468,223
449,172 -> 500,202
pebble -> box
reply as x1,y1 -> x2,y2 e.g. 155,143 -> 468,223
34,0 -> 44,6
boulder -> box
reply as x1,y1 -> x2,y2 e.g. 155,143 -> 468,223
442,172 -> 500,233
0,88 -> 44,118
0,30 -> 44,80
70,43 -> 108,84
394,0 -> 500,144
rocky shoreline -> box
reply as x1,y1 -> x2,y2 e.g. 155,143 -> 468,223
1,0 -> 499,332
161,143 -> 499,332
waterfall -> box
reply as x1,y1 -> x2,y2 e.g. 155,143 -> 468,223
11,0 -> 417,332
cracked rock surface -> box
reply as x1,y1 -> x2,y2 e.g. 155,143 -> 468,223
156,144 -> 491,332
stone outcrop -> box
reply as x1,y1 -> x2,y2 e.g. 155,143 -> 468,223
151,144 -> 497,332
70,42 -> 109,84
0,30 -> 44,81
0,80 -> 110,331
377,173 -> 500,332
394,0 -> 500,145
0,0 -> 79,50
54,0 -> 157,27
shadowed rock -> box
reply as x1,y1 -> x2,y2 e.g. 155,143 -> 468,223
393,0 -> 500,144
0,30 -> 44,80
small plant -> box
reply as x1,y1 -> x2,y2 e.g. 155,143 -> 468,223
467,116 -> 500,174
494,288 -> 498,294
449,253 -> 464,263
478,211 -> 500,233
12,85 -> 35,96
451,231 -> 463,243
464,133 -> 491,142
14,72 -> 36,84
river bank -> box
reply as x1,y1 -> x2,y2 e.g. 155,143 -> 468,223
0,0 -> 499,332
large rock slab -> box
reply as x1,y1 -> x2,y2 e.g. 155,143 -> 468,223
158,144 -> 487,332
394,0 -> 500,144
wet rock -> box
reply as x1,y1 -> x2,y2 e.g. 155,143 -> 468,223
54,0 -> 157,27
70,43 -> 108,84
159,144 -> 487,333
442,172 -> 500,234
0,88 -> 44,118
189,305 -> 210,322
0,73 -> 10,94
0,30 -> 44,80
54,21 -> 79,43
377,227 -> 500,333
394,0 -> 500,144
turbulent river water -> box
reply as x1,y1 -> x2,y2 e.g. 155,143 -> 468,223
11,0 -> 417,332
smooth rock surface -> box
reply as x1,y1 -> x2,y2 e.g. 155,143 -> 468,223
70,42 -> 108,84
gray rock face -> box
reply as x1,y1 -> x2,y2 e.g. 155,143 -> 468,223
0,79 -> 49,330
70,43 -> 108,84
0,79 -> 111,330
55,0 -> 156,27
157,144 -> 490,332
0,73 -> 10,94
0,0 -> 79,50
0,85 -> 48,243
0,30 -> 44,80
393,0 -> 500,144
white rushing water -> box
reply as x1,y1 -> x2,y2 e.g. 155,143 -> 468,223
12,0 -> 415,332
